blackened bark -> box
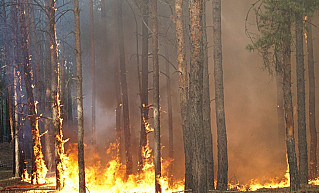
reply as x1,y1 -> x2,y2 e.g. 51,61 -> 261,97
48,0 -> 65,189
139,0 -> 149,172
295,10 -> 308,185
89,0 -> 96,146
112,1 -> 122,163
189,0 -> 207,192
306,16 -> 317,180
175,0 -> 192,190
282,16 -> 300,191
202,2 -> 214,190
73,0 -> 86,192
116,0 -> 133,175
165,51 -> 173,179
213,0 -> 228,190
151,0 -> 161,192
18,0 -> 47,184
2,0 -> 17,177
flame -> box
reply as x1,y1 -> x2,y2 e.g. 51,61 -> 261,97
43,142 -> 184,193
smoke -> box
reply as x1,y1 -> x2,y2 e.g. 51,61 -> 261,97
68,0 -> 319,185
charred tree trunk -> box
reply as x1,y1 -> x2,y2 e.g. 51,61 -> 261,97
306,16 -> 317,180
151,0 -> 161,192
116,0 -> 133,175
175,0 -> 192,190
89,0 -> 96,146
282,16 -> 300,191
112,1 -> 122,163
10,0 -> 23,177
275,69 -> 285,145
295,9 -> 308,185
18,0 -> 47,184
2,0 -> 16,177
202,2 -> 214,190
213,0 -> 228,190
74,0 -> 86,192
48,0 -> 65,189
165,51 -> 173,180
138,0 -> 149,172
189,0 -> 207,192
43,0 -> 53,173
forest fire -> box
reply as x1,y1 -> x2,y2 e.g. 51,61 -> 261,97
41,143 -> 184,193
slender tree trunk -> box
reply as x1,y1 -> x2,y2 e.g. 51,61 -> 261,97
295,9 -> 308,185
139,0 -> 149,172
112,1 -> 122,163
48,0 -> 65,189
44,0 -> 53,172
165,50 -> 174,180
60,43 -> 66,120
116,0 -> 133,175
202,1 -> 214,190
189,0 -> 207,192
73,0 -> 86,192
10,0 -> 22,176
2,0 -> 17,177
282,16 -> 300,191
275,70 -> 285,145
213,0 -> 228,190
151,0 -> 161,192
175,0 -> 192,190
89,0 -> 96,146
18,0 -> 47,184
306,16 -> 317,180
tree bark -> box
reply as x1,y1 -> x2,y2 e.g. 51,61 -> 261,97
2,0 -> 17,177
112,1 -> 122,163
43,0 -> 53,173
73,0 -> 86,192
202,1 -> 214,190
151,0 -> 161,192
18,0 -> 47,184
175,0 -> 192,190
306,16 -> 317,180
116,0 -> 133,175
48,0 -> 65,189
213,0 -> 228,190
139,0 -> 149,172
89,0 -> 96,146
282,16 -> 300,191
165,50 -> 173,180
295,9 -> 308,185
189,0 -> 207,192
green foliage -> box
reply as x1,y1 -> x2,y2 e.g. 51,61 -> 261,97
246,0 -> 319,74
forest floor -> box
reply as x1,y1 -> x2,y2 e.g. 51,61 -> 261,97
1,143 -> 319,192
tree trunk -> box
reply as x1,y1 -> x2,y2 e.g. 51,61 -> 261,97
2,0 -> 17,177
295,9 -> 308,185
306,16 -> 317,180
213,0 -> 228,190
18,0 -> 47,184
189,0 -> 207,192
282,16 -> 300,191
112,0 -> 122,163
275,70 -> 285,145
89,0 -> 96,146
43,0 -> 53,173
165,50 -> 174,180
48,0 -> 65,189
202,1 -> 214,190
73,0 -> 86,192
138,0 -> 149,172
116,0 -> 133,175
151,0 -> 161,192
175,0 -> 192,190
